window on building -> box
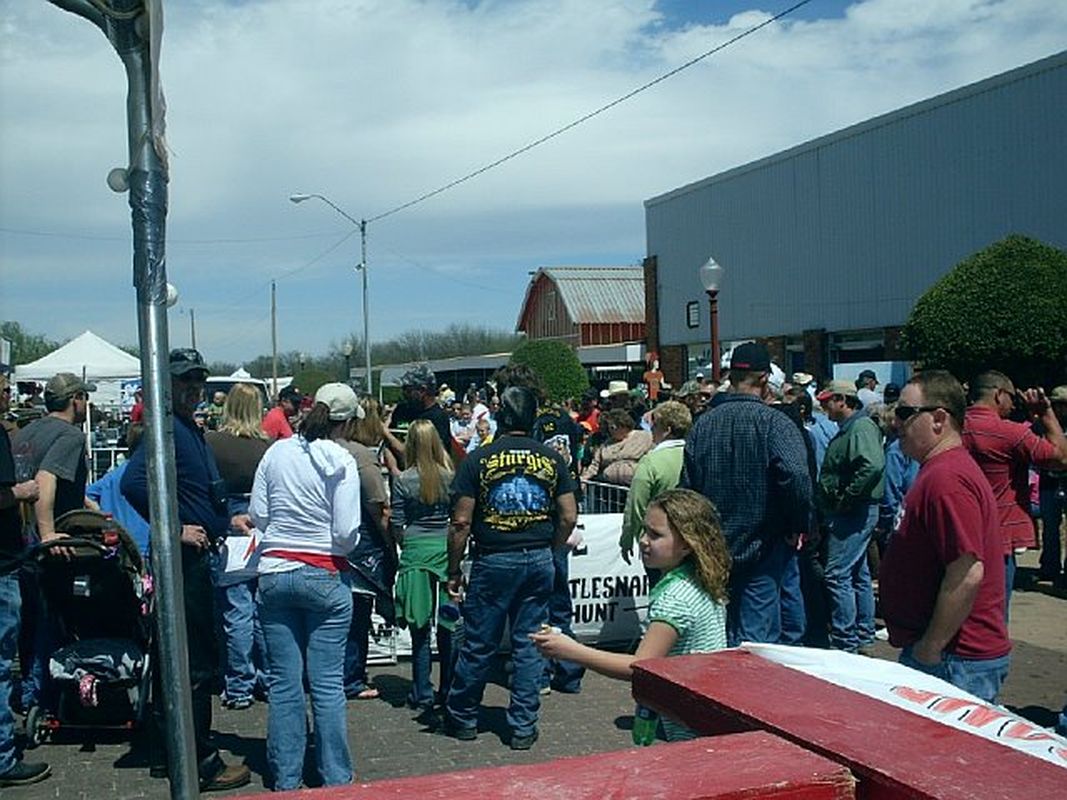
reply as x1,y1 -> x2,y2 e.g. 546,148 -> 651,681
545,289 -> 556,322
686,301 -> 699,329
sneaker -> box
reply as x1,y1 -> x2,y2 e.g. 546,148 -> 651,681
200,763 -> 251,792
538,685 -> 552,696
510,730 -> 539,751
223,696 -> 253,710
441,718 -> 477,741
0,761 -> 51,787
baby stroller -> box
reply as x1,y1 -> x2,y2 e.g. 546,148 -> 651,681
24,510 -> 154,747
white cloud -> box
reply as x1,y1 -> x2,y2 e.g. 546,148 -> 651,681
2,0 -> 1065,362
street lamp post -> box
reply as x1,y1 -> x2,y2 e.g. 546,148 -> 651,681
290,193 -> 372,396
698,256 -> 725,382
342,341 -> 353,384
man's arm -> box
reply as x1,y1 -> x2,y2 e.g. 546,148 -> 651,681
912,554 -> 983,665
769,419 -> 815,538
842,422 -> 886,507
554,492 -> 578,548
1021,388 -> 1067,469
33,469 -> 60,540
0,480 -> 38,510
447,495 -> 475,598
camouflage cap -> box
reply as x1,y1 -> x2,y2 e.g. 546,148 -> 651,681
674,380 -> 702,398
45,372 -> 97,402
400,364 -> 436,391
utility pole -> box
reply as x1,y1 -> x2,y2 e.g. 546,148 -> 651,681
47,1 -> 199,797
189,308 -> 196,350
271,280 -> 278,398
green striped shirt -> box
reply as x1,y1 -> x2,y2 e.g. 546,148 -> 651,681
648,562 -> 727,741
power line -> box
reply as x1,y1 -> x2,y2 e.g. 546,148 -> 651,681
366,0 -> 813,224
0,225 -> 345,244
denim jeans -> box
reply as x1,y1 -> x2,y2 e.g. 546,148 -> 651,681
17,570 -> 50,712
899,646 -> 1011,704
824,504 -> 878,652
446,548 -> 553,736
259,565 -> 353,791
0,575 -> 21,775
409,624 -> 452,709
344,594 -> 374,696
1038,486 -> 1065,578
726,537 -> 793,647
778,550 -> 806,646
541,546 -> 584,692
216,577 -> 266,702
149,546 -> 222,780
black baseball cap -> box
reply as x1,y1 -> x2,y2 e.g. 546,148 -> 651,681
729,342 -> 771,373
169,348 -> 208,379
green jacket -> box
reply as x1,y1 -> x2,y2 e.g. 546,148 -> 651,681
393,535 -> 449,630
817,411 -> 885,513
620,440 -> 686,552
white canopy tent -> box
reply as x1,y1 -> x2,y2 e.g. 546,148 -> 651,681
15,330 -> 141,407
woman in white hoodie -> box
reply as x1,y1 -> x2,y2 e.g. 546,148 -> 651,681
250,383 -> 362,791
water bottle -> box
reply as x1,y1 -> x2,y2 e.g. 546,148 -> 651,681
632,703 -> 658,746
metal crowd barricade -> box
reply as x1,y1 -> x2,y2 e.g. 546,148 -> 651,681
580,479 -> 630,515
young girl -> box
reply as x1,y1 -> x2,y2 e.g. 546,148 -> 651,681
530,488 -> 730,741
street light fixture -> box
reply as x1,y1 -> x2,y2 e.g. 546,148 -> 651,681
698,256 -> 725,382
289,192 -> 372,395
341,340 -> 353,384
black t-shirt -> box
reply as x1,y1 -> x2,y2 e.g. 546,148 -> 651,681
452,434 -> 577,553
532,408 -> 580,480
1,426 -> 22,557
14,415 -> 89,524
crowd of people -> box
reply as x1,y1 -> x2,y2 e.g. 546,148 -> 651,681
2,343 -> 1067,790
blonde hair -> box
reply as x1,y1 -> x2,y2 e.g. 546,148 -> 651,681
649,488 -> 730,604
350,396 -> 385,447
405,419 -> 453,504
220,384 -> 268,440
651,400 -> 692,439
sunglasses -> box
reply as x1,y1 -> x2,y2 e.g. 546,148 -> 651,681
894,404 -> 942,422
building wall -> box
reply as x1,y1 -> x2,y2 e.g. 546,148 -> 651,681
645,52 -> 1067,353
523,274 -> 578,344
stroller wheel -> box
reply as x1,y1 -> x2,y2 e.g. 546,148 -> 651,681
25,705 -> 49,748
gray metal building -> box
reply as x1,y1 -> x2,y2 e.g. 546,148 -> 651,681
644,50 -> 1067,383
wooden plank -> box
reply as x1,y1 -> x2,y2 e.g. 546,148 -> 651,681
632,650 -> 1066,800
241,731 -> 854,800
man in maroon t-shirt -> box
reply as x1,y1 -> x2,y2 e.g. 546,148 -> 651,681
880,370 -> 1011,703
961,370 -> 1067,611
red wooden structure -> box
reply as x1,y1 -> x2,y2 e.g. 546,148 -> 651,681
632,650 -> 1066,800
239,731 -> 853,800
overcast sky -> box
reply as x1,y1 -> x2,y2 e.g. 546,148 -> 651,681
2,0 -> 1065,366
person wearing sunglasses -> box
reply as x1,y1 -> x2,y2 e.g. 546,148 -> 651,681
961,371 -> 1067,616
879,370 -> 1012,703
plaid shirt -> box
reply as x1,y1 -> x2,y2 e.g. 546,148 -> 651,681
682,394 -> 813,568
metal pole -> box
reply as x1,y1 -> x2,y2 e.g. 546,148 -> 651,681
271,280 -> 278,398
708,289 -> 721,383
45,2 -> 200,797
189,308 -> 196,349
360,220 -> 372,396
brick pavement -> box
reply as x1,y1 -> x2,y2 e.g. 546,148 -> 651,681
9,568 -> 1065,798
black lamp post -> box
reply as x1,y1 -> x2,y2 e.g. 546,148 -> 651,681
698,256 -> 725,382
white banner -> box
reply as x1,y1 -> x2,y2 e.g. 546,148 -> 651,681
368,512 -> 650,663
745,643 -> 1067,769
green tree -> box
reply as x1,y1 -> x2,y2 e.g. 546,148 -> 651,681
0,321 -> 60,364
289,368 -> 333,398
900,234 -> 1067,387
508,339 -> 589,403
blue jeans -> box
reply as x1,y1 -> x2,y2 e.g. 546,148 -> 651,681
446,548 -> 553,736
409,624 -> 452,709
778,550 -> 806,646
726,537 -> 793,647
541,546 -> 584,692
344,594 -> 374,696
900,646 -> 1011,704
1039,486 -> 1065,578
824,504 -> 878,652
259,566 -> 353,791
0,575 -> 21,775
216,577 -> 266,702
